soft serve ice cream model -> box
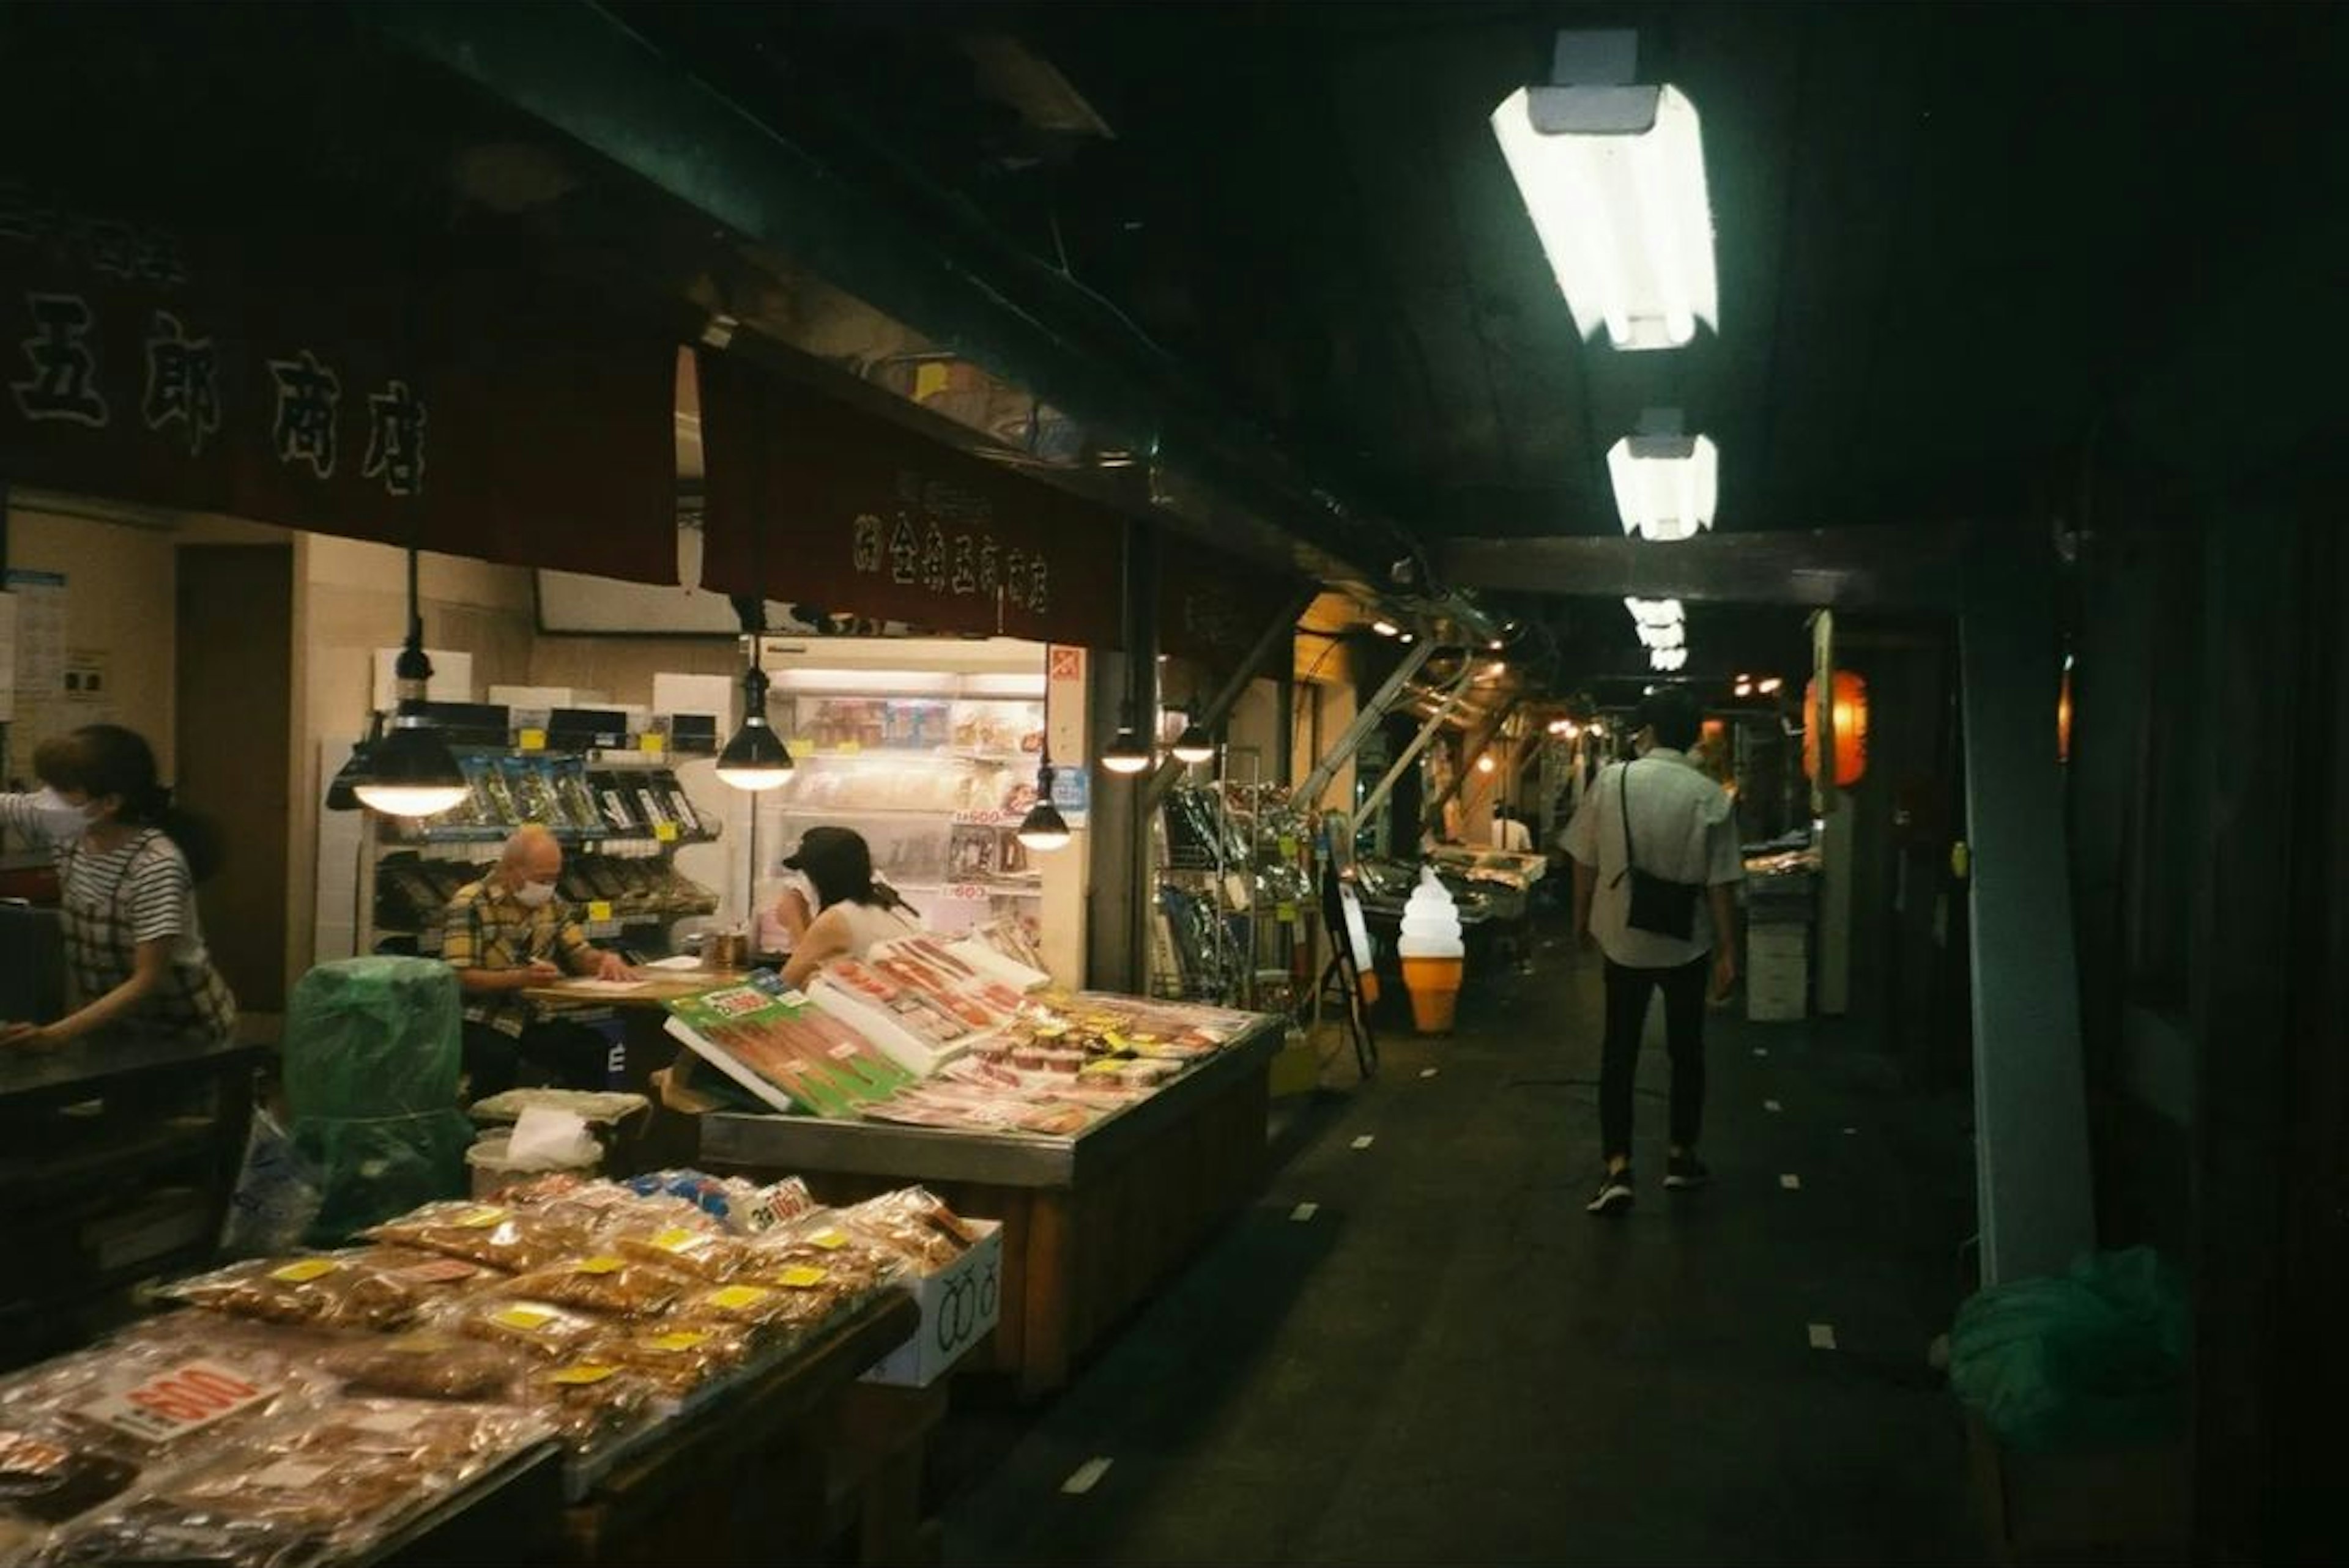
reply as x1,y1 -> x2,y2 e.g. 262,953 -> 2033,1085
1397,867 -> 1466,1033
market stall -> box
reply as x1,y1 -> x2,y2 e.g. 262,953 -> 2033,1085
0,1170 -> 989,1566
642,930 -> 1283,1397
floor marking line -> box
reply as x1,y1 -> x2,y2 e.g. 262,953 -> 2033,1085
1808,1323 -> 1838,1351
1290,1202 -> 1319,1222
1061,1457 -> 1114,1495
1351,1135 -> 1375,1150
1779,1173 -> 1803,1190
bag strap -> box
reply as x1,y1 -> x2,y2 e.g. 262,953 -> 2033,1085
1619,761 -> 1639,875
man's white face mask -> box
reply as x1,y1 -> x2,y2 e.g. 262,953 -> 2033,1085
514,879 -> 559,909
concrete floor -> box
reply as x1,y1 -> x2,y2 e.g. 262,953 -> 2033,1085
937,937 -> 1985,1566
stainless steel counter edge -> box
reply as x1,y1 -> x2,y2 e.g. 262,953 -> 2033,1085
700,1015 -> 1286,1189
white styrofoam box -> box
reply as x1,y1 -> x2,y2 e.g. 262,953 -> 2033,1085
804,976 -> 976,1078
653,673 -> 738,726
1748,987 -> 1807,1023
946,936 -> 1050,993
1749,926 -> 1810,960
861,1221 -> 1003,1388
371,648 -> 472,711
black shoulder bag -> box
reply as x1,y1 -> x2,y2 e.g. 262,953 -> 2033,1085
1616,762 -> 1701,941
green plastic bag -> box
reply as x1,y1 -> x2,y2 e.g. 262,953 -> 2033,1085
1950,1246 -> 2189,1453
283,956 -> 473,1244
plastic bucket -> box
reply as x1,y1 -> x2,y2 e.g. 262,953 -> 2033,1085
464,1132 -> 600,1200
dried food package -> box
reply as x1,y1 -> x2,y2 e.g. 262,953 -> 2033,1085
450,1300 -> 603,1362
522,1364 -> 654,1460
581,1325 -> 754,1397
0,1426 -> 142,1539
320,1334 -> 525,1405
362,1201 -> 596,1273
834,1188 -> 979,1273
606,1226 -> 752,1282
554,759 -> 604,832
163,1254 -> 429,1333
495,1256 -> 683,1318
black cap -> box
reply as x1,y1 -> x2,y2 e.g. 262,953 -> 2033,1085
1633,687 -> 1702,749
782,824 -> 872,882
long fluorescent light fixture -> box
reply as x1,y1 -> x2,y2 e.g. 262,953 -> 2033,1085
1624,596 -> 1685,628
1609,409 -> 1718,540
1650,645 -> 1689,672
1636,619 -> 1685,651
1490,31 -> 1718,352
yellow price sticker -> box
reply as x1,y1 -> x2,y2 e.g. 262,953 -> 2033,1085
705,1285 -> 771,1312
836,740 -> 863,756
775,1265 -> 828,1289
655,821 -> 680,843
492,1306 -> 555,1332
457,1207 -> 508,1229
588,900 -> 614,924
650,1227 -> 699,1252
647,1331 -> 708,1354
809,1229 -> 849,1252
549,1363 -> 617,1386
1278,835 -> 1299,857
576,1256 -> 626,1276
1277,903 -> 1299,924
641,733 -> 666,756
269,1259 -> 340,1284
518,728 -> 546,752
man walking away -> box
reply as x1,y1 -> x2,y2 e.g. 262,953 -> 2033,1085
1564,689 -> 1743,1215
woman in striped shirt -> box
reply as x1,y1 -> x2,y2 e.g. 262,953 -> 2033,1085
0,724 -> 237,1048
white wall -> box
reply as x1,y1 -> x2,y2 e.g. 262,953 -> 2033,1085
4,507 -> 181,778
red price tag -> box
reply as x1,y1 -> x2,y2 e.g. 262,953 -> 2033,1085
83,1361 -> 276,1443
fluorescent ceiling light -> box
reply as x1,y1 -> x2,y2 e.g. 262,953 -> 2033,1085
1636,619 -> 1685,651
1489,34 -> 1716,352
1623,596 -> 1684,627
1650,646 -> 1688,672
1609,421 -> 1719,541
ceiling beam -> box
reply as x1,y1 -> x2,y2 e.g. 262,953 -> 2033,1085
1440,523 -> 1974,610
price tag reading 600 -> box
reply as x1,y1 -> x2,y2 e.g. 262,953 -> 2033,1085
84,1361 -> 276,1443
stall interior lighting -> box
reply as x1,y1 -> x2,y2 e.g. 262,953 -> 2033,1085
1757,676 -> 1783,695
1102,708 -> 1153,774
1476,753 -> 1497,774
1171,721 -> 1215,766
1371,619 -> 1400,638
1017,762 -> 1072,852
354,549 -> 469,818
1489,32 -> 1716,352
715,664 -> 793,791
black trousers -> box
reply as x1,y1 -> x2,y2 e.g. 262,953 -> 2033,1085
1600,955 -> 1710,1163
461,1019 -> 612,1098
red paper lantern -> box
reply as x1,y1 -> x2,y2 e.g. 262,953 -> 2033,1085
1802,670 -> 1869,788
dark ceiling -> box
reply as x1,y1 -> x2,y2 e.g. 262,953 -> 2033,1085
614,1 -> 2343,543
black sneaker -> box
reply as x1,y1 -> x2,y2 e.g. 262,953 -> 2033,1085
1664,1154 -> 1712,1191
1586,1169 -> 1635,1215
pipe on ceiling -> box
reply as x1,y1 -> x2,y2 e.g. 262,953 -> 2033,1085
366,0 -> 1461,605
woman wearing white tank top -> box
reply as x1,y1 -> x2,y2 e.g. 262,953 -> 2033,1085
778,826 -> 922,989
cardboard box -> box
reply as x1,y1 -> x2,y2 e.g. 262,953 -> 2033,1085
862,1221 -> 1003,1388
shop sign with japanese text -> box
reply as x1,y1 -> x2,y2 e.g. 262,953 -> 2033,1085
697,349 -> 1123,648
0,176 -> 675,583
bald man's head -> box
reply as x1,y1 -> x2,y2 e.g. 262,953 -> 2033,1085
497,825 -> 564,889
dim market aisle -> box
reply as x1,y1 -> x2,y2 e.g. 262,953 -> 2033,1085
936,935 -> 1984,1566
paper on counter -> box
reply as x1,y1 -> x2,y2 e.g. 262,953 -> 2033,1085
560,978 -> 653,994
507,1106 -> 599,1169
642,955 -> 707,972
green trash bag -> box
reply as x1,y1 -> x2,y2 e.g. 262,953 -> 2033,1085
1950,1246 -> 2189,1454
283,956 -> 473,1244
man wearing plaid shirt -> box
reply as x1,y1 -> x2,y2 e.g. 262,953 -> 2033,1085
443,826 -> 633,1095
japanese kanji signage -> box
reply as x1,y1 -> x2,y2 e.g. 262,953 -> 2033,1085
0,175 -> 677,584
697,348 -> 1124,648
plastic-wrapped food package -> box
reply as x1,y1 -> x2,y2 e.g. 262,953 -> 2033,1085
606,1226 -> 754,1282
283,959 -> 473,1245
0,1423 -> 144,1556
35,1397 -> 549,1568
164,1254 -> 423,1334
0,1322 -> 308,1462
581,1325 -> 755,1397
494,1256 -> 684,1319
448,1300 -> 604,1362
833,1189 -> 980,1274
319,1336 -> 525,1405
362,1201 -> 598,1274
522,1364 -> 654,1462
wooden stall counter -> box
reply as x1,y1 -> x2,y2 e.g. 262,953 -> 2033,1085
700,1016 -> 1284,1399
